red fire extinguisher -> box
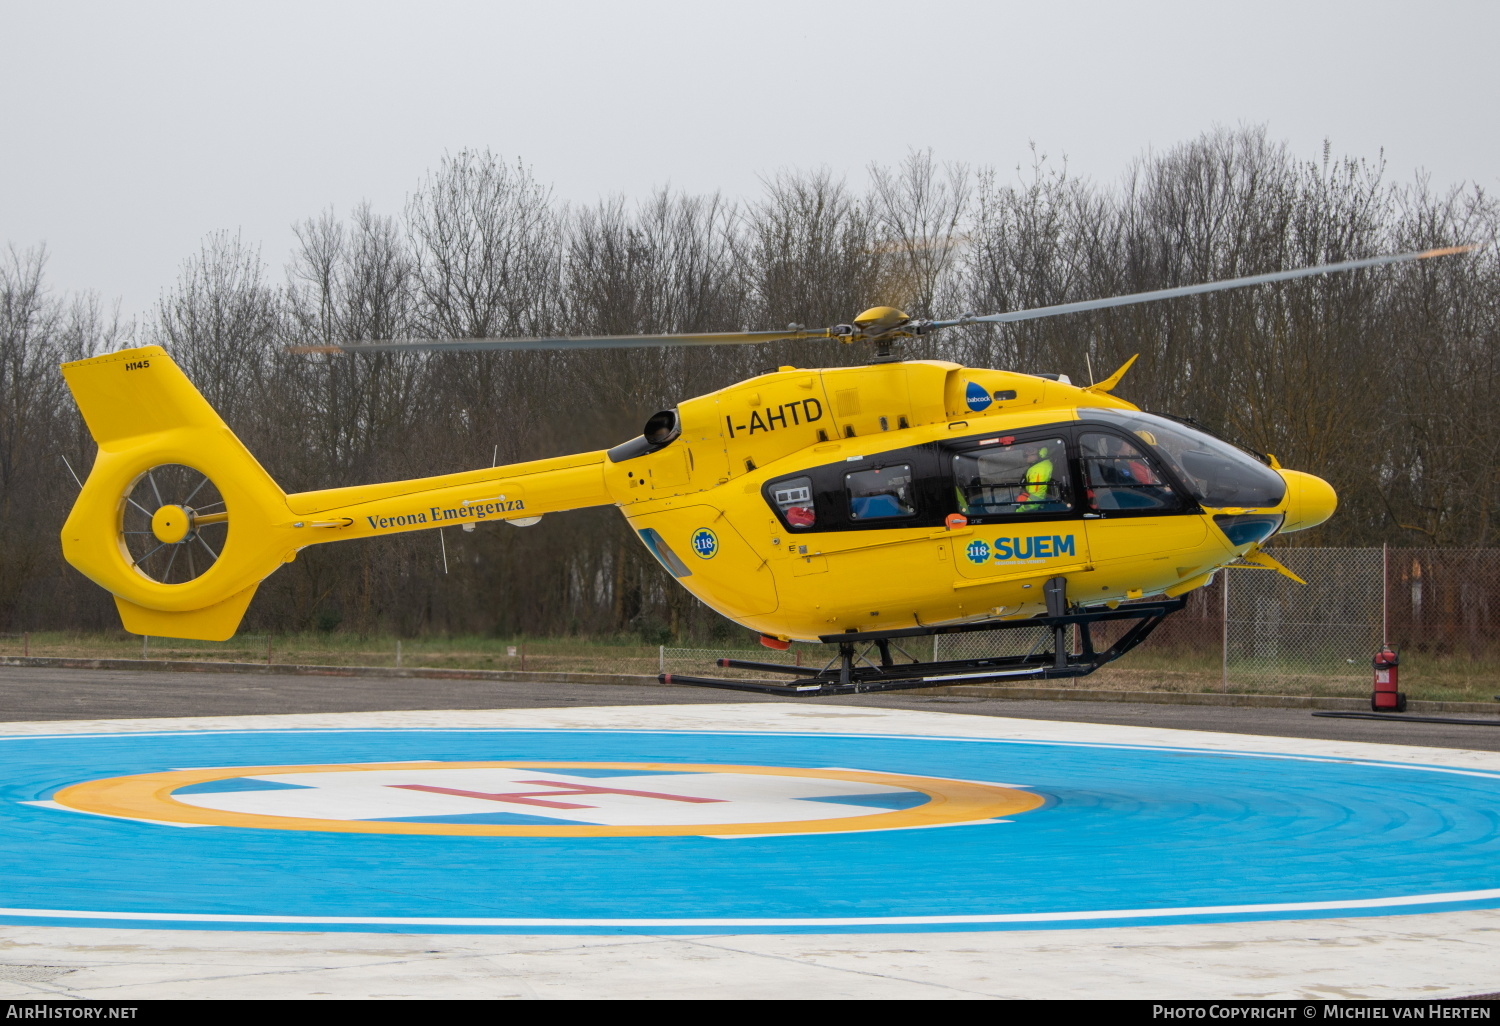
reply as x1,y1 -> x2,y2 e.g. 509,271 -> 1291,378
1372,647 -> 1405,712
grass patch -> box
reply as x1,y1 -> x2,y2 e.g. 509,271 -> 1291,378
0,631 -> 1495,704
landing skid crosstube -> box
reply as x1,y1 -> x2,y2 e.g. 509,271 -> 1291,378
660,579 -> 1186,698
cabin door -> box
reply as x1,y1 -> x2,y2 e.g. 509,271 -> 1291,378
947,432 -> 1090,581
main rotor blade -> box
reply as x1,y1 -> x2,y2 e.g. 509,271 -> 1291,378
291,327 -> 834,355
934,245 -> 1480,328
286,244 -> 1480,355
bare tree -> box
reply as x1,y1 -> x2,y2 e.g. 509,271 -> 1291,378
868,149 -> 971,320
9,127 -> 1500,638
0,245 -> 120,628
407,149 -> 560,339
154,231 -> 279,428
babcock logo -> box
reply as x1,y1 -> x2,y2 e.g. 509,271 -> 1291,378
964,381 -> 992,412
967,534 -> 1076,564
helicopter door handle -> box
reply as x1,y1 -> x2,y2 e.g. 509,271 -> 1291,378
1083,513 -> 1104,519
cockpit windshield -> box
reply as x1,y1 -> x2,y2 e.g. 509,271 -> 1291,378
1080,409 -> 1286,509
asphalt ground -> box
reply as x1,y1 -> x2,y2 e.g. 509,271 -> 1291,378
3,664 -> 1499,750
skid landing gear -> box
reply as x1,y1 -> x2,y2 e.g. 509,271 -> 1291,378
660,582 -> 1186,698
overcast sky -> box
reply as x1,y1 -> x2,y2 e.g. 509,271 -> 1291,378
3,0 -> 1497,321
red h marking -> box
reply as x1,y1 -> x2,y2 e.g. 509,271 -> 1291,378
390,779 -> 726,810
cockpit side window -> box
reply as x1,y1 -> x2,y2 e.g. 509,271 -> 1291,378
1082,409 -> 1286,509
1079,432 -> 1179,512
845,465 -> 916,520
1143,425 -> 1285,508
952,437 -> 1072,517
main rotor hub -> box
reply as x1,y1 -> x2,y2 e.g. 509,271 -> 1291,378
852,306 -> 910,338
150,505 -> 194,545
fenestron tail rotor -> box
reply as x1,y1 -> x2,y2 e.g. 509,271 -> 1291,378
120,464 -> 229,585
289,243 -> 1480,358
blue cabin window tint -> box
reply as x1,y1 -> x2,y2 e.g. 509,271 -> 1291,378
1214,512 -> 1284,547
637,528 -> 692,577
846,465 -> 916,521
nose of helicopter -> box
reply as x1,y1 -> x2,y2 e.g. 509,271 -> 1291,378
1277,469 -> 1338,533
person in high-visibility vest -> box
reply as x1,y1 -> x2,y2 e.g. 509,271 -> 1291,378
1015,445 -> 1055,512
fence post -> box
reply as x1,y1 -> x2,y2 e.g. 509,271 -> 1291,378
22,632 -> 28,658
1220,574 -> 1229,692
659,645 -> 665,674
396,640 -> 403,668
266,636 -> 272,666
1382,542 -> 1389,648
142,635 -> 149,660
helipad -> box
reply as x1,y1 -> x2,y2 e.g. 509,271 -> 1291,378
51,757 -> 1041,836
4,704 -> 1500,936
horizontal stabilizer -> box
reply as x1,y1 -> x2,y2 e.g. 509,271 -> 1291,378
1240,549 -> 1307,585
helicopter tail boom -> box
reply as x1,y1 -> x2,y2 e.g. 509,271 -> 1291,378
60,346 -> 614,641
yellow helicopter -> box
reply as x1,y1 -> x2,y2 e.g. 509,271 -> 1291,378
56,245 -> 1473,695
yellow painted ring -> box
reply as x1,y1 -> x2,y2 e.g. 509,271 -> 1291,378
53,760 -> 1044,837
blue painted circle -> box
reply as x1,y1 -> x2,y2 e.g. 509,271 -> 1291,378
964,381 -> 993,412
690,528 -> 718,559
4,728 -> 1500,934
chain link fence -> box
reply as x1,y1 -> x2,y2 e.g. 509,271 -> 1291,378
1221,548 -> 1382,691
5,549 -> 1496,699
1207,547 -> 1498,695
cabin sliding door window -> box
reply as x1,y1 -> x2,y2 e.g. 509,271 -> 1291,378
952,437 -> 1073,517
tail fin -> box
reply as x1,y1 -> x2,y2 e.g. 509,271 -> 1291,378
61,346 -> 296,641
